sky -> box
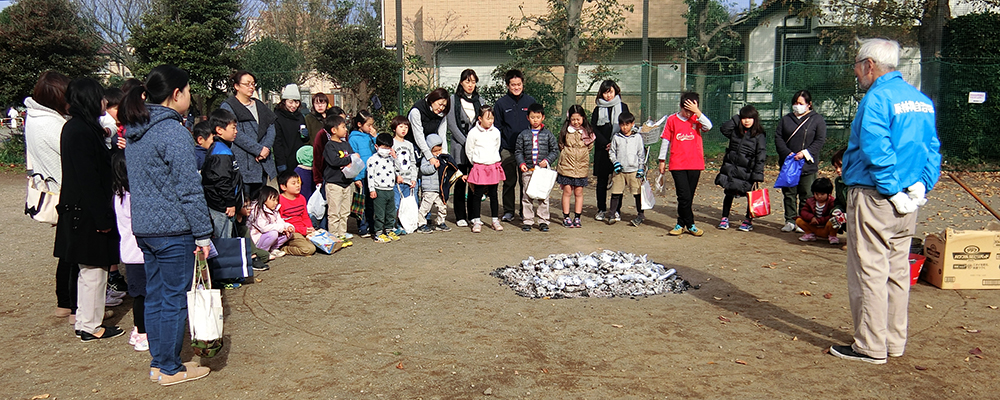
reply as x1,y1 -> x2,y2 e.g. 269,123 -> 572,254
0,1 -> 10,11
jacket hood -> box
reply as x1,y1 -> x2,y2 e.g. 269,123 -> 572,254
125,104 -> 182,142
24,97 -> 66,120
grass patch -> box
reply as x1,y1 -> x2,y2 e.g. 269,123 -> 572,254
0,133 -> 26,167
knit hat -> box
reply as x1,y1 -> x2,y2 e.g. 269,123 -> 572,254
426,134 -> 443,149
296,145 -> 313,167
281,84 -> 301,101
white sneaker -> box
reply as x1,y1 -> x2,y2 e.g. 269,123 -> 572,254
271,249 -> 286,258
781,222 -> 796,232
795,226 -> 805,233
108,288 -> 127,299
614,212 -> 621,222
105,291 -> 123,307
129,326 -> 139,345
456,219 -> 469,227
134,333 -> 149,352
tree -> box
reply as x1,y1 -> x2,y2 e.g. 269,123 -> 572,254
258,0 -> 352,57
667,0 -> 747,95
503,0 -> 634,114
130,0 -> 242,113
0,0 -> 103,106
313,24 -> 402,115
74,0 -> 152,76
403,10 -> 469,93
241,37 -> 306,100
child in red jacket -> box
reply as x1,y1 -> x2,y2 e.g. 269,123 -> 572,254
796,177 -> 838,244
277,170 -> 317,256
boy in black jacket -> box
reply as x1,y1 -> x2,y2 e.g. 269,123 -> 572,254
197,109 -> 243,238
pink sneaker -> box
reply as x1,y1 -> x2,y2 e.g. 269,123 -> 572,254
128,326 -> 139,345
134,333 -> 149,352
799,233 -> 817,242
829,235 -> 840,244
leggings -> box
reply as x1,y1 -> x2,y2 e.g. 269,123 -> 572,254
596,173 -> 610,212
468,183 -> 499,220
722,191 -> 751,221
257,231 -> 290,252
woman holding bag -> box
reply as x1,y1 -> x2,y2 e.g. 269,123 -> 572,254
714,105 -> 767,232
775,90 -> 826,233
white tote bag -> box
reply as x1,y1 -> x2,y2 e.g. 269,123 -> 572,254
187,258 -> 224,341
307,183 -> 326,219
525,166 -> 558,200
640,178 -> 656,210
397,188 -> 420,233
25,174 -> 59,225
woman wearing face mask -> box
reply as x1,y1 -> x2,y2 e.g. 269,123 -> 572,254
775,90 -> 827,233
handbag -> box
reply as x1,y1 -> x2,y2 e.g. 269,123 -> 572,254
397,187 -> 420,233
525,166 -> 557,200
748,184 -> 771,218
774,154 -> 805,188
187,257 -> 224,357
640,178 -> 656,210
307,229 -> 343,254
349,190 -> 365,220
206,237 -> 253,281
24,173 -> 59,225
307,183 -> 326,220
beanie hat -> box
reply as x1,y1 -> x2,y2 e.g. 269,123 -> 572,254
426,133 -> 443,149
281,84 -> 301,101
296,145 -> 313,167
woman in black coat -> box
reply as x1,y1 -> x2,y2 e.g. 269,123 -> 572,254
54,78 -> 123,341
715,105 -> 767,232
774,90 -> 826,232
445,69 -> 483,226
273,84 -> 308,173
591,80 -> 629,221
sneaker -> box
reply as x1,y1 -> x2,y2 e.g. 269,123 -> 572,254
829,345 -> 887,365
607,215 -> 617,225
150,362 -> 202,383
572,217 -> 582,228
614,212 -> 621,222
669,225 -> 684,235
521,224 -> 532,232
501,212 -> 514,222
360,231 -> 372,238
133,333 -> 149,352
738,220 -> 753,232
685,225 -> 704,237
222,282 -> 242,289
108,272 -> 128,292
252,263 -> 270,271
434,223 -> 451,232
795,226 -> 805,233
392,228 -> 407,236
781,221 -> 796,232
341,233 -> 354,240
595,211 -> 606,221
799,233 -> 817,242
375,233 -> 391,243
272,249 -> 286,258
158,365 -> 211,386
491,220 -> 504,231
129,326 -> 139,345
80,325 -> 125,342
539,223 -> 549,232
386,231 -> 401,241
718,217 -> 729,230
829,235 -> 840,244
631,215 -> 644,227
471,222 -> 482,233
108,287 -> 127,299
416,224 -> 433,234
105,291 -> 123,307
563,217 -> 572,227
456,219 -> 469,227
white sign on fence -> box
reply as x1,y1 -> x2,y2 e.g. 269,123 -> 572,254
968,92 -> 987,104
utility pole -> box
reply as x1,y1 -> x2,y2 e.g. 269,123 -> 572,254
640,0 -> 650,121
396,0 -> 404,112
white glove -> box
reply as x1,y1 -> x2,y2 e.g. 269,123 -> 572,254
889,192 -> 918,214
907,182 -> 927,206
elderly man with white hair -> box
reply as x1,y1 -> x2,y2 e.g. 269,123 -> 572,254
829,38 -> 941,364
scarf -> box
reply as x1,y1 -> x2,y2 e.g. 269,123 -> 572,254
452,90 -> 482,135
596,96 -> 623,135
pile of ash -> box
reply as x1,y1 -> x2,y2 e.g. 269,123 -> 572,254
491,250 -> 696,299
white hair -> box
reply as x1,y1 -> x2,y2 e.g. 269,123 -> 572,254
856,38 -> 899,71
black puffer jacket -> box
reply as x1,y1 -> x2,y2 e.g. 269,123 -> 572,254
715,115 -> 767,195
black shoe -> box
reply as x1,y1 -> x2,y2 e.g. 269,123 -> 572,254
434,223 -> 451,232
521,224 -> 532,232
501,212 -> 514,222
252,263 -> 270,271
80,325 -> 125,342
75,330 -> 82,337
829,345 -> 887,364
107,275 -> 128,293
416,224 -> 433,234
631,215 -> 644,227
538,223 -> 549,232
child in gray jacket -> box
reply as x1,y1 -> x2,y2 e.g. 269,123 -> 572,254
416,134 -> 452,233
608,112 -> 646,226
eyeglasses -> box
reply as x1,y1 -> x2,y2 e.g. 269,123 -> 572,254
239,81 -> 256,88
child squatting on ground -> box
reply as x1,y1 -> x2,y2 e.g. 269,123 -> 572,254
249,186 -> 296,259
367,133 -> 402,243
416,134 -> 453,233
607,111 -> 646,227
796,177 -> 840,244
276,170 -> 317,256
515,103 -> 559,232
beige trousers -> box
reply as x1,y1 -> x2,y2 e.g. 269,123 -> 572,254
282,232 -> 316,256
520,169 -> 550,225
418,192 -> 447,225
846,187 -> 917,358
325,183 -> 354,237
76,265 -> 108,334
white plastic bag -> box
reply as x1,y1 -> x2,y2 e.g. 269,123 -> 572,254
342,153 -> 364,179
525,166 -> 558,200
641,179 -> 656,210
307,183 -> 326,219
187,258 -> 223,341
397,190 -> 420,233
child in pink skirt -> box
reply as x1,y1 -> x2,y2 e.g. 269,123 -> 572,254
464,106 -> 506,233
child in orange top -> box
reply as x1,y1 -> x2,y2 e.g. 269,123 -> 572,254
276,170 -> 317,256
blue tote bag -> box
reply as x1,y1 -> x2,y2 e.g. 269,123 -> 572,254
207,237 -> 253,281
774,154 -> 805,188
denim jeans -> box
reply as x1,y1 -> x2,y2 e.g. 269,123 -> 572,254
209,208 -> 233,238
137,235 -> 195,376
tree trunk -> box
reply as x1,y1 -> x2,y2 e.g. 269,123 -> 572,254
693,63 -> 708,97
918,0 -> 948,107
561,0 -> 584,116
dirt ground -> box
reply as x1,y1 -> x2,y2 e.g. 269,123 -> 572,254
3,167 -> 1000,399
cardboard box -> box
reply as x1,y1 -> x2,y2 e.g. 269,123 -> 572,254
922,228 -> 1000,289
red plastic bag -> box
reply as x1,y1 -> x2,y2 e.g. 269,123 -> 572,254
748,186 -> 771,218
